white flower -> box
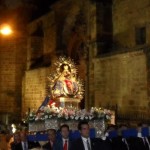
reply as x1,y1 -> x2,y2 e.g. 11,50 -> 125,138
45,115 -> 48,119
75,116 -> 79,120
80,116 -> 84,120
49,115 -> 52,118
58,114 -> 62,118
106,115 -> 110,120
65,116 -> 69,120
89,116 -> 93,120
35,117 -> 38,121
90,107 -> 94,113
29,113 -> 33,117
41,117 -> 45,120
85,116 -> 88,120
105,132 -> 109,137
70,116 -> 74,119
44,106 -> 49,112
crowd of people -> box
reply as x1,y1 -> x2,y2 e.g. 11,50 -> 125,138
9,121 -> 111,150
5,121 -> 150,150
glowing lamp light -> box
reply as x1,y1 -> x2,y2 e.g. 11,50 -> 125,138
0,24 -> 12,35
11,124 -> 16,133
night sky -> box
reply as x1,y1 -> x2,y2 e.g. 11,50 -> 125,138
27,0 -> 58,20
0,0 -> 59,25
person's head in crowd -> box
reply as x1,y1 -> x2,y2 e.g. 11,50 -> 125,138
142,123 -> 148,128
47,129 -> 56,142
20,131 -> 28,142
137,123 -> 142,132
60,124 -> 70,139
117,124 -> 126,137
118,124 -> 128,130
106,124 -> 117,132
13,131 -> 21,143
78,120 -> 90,138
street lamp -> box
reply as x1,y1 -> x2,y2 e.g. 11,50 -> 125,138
0,24 -> 12,35
0,23 -> 13,126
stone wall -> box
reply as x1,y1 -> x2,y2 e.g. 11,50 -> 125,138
113,0 -> 150,48
111,0 -> 150,120
86,0 -> 113,109
22,68 -> 49,114
0,36 -> 27,123
93,50 -> 148,117
0,0 -> 41,124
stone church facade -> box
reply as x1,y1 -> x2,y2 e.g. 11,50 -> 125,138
0,0 -> 150,124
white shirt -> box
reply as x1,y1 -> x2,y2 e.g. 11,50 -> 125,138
63,138 -> 69,150
81,136 -> 91,150
21,141 -> 28,150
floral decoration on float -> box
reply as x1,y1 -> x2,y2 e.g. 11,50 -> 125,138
26,105 -> 112,122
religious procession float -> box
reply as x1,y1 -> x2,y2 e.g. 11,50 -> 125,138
24,57 -> 112,137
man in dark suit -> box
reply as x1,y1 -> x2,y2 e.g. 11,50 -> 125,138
11,131 -> 40,150
126,136 -> 149,150
42,129 -> 57,150
71,120 -> 112,150
53,124 -> 72,150
11,131 -> 22,150
70,120 -> 97,150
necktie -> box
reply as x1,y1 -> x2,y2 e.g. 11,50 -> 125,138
63,140 -> 68,150
87,139 -> 91,150
50,141 -> 53,148
144,137 -> 150,150
24,142 -> 27,150
122,138 -> 129,150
